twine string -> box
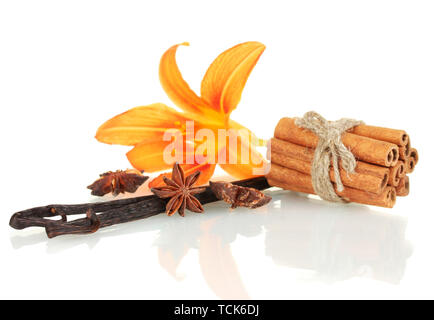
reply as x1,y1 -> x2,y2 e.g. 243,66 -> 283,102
295,111 -> 364,202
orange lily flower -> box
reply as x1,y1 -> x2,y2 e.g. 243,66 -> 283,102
95,42 -> 266,187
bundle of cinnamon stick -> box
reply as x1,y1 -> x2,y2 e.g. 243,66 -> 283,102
266,117 -> 419,208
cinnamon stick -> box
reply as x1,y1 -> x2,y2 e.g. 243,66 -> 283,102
396,176 -> 409,196
271,151 -> 387,194
407,148 -> 418,173
410,148 -> 419,165
388,161 -> 405,187
398,139 -> 411,160
274,118 -> 399,167
407,158 -> 415,173
267,164 -> 396,208
350,125 -> 409,146
271,138 -> 390,180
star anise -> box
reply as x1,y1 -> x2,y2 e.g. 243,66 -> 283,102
209,181 -> 272,209
87,169 -> 148,196
151,163 -> 206,217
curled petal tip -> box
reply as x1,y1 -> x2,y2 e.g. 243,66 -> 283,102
256,41 -> 266,48
201,41 -> 266,115
159,41 -> 211,115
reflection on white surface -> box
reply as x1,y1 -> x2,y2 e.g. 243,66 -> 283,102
263,191 -> 412,285
10,188 -> 412,299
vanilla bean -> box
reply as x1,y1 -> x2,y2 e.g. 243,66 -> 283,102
9,176 -> 270,238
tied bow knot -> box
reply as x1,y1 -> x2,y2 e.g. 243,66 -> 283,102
295,111 -> 364,202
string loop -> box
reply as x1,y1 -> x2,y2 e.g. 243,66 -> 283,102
295,111 -> 364,202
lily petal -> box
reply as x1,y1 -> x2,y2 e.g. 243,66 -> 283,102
201,42 -> 265,115
149,162 -> 216,188
95,103 -> 188,146
127,138 -> 199,173
219,135 -> 266,179
228,119 -> 265,146
127,141 -> 174,172
160,43 -> 215,117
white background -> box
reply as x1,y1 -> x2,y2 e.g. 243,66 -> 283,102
1,0 -> 433,299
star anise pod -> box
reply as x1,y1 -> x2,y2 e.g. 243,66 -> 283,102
209,181 -> 272,209
151,163 -> 206,217
87,169 -> 148,196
